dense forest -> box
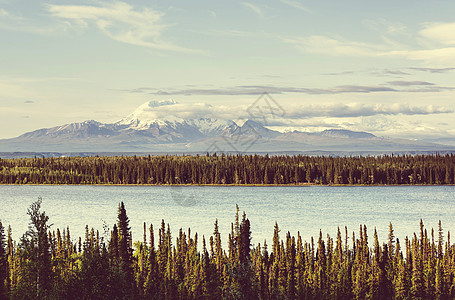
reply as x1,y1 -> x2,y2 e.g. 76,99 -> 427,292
0,153 -> 454,185
1,200 -> 455,299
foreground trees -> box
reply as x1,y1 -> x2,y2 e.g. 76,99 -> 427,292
9,198 -> 53,299
2,200 -> 455,299
0,153 -> 454,185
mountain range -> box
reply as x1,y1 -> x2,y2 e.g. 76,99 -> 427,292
1,100 -> 454,154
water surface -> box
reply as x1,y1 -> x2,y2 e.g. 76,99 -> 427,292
1,185 -> 454,247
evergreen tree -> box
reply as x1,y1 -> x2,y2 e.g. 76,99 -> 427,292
2,198 -> 455,299
0,220 -> 7,299
145,224 -> 159,299
117,202 -> 135,298
14,198 -> 53,299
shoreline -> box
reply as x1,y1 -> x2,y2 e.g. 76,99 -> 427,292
0,183 -> 453,187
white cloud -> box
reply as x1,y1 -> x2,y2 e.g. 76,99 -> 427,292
127,101 -> 452,125
283,103 -> 453,118
0,8 -> 23,20
284,21 -> 455,64
287,35 -> 455,64
241,2 -> 264,17
357,116 -> 455,139
269,114 -> 455,139
362,19 -> 408,37
279,0 -> 312,13
387,48 -> 455,64
47,1 -> 202,53
283,35 -> 383,57
420,22 -> 455,45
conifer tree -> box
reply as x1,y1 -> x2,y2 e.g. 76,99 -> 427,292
145,224 -> 159,298
109,224 -> 119,262
411,234 -> 425,299
0,220 -> 6,299
116,202 -> 135,298
285,232 -> 296,298
394,253 -> 408,299
15,198 -> 53,299
3,197 -> 455,298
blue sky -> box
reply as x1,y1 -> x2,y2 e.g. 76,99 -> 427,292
1,0 -> 455,141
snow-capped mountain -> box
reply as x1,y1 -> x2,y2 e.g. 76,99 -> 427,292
238,120 -> 281,139
114,100 -> 238,140
13,100 -> 240,144
0,100 -> 453,153
19,120 -> 119,139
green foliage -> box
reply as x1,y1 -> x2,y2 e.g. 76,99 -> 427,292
0,153 -> 454,185
3,201 -> 455,299
0,219 -> 7,299
11,198 -> 53,299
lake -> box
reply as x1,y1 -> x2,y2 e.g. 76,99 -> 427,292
1,185 -> 454,247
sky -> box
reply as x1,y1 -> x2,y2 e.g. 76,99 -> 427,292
1,0 -> 455,141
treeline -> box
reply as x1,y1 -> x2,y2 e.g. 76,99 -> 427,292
1,201 -> 455,299
0,153 -> 454,185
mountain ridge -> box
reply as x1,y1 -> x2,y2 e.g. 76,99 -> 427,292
1,100 -> 453,153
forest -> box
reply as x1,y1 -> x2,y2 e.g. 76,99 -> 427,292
1,200 -> 455,299
0,153 -> 454,185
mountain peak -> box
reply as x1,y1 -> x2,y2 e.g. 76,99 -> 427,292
240,119 -> 281,138
3,101 -> 449,153
241,119 -> 263,128
117,100 -> 183,127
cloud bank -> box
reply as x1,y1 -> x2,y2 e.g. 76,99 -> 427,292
47,1 -> 200,53
123,81 -> 453,96
127,101 -> 452,123
284,22 -> 455,64
284,103 -> 453,118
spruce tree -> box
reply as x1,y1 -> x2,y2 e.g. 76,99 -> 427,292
16,198 -> 52,299
285,232 -> 296,298
0,220 -> 6,299
145,224 -> 159,298
117,202 -> 132,266
117,202 -> 136,297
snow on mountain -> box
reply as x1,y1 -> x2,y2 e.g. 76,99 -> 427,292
1,100 -> 453,153
185,118 -> 237,136
19,120 -> 118,139
116,100 -> 184,129
116,100 -> 237,137
12,101 -> 243,145
240,119 -> 281,138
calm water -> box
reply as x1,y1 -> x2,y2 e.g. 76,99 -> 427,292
0,185 -> 454,247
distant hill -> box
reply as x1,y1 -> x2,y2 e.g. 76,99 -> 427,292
315,129 -> 376,139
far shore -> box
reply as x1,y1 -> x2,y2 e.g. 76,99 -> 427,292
0,183 -> 453,187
